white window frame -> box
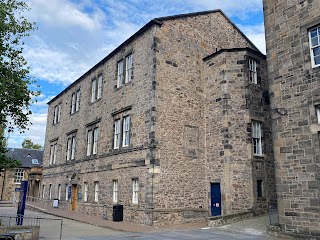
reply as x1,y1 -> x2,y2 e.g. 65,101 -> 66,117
97,75 -> 102,100
71,90 -> 81,114
122,115 -> 130,147
42,185 -> 45,199
91,79 -> 96,103
132,179 -> 139,204
94,182 -> 99,202
48,184 -> 52,199
14,169 -> 24,184
112,180 -> 118,204
114,119 -> 120,149
49,143 -> 57,165
58,184 -> 61,200
252,120 -> 263,156
249,58 -> 257,84
67,135 -> 76,161
65,184 -> 69,201
117,60 -> 124,88
309,26 -> 320,68
87,127 -> 99,156
53,104 -> 61,124
84,182 -> 88,202
125,54 -> 133,84
316,105 -> 320,124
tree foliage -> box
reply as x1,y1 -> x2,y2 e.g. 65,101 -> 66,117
0,127 -> 20,170
22,138 -> 42,149
0,0 -> 38,134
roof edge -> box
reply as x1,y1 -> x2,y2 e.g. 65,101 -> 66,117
203,47 -> 266,62
47,19 -> 162,105
153,9 -> 221,22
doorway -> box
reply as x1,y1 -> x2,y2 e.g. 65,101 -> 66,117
71,184 -> 77,210
210,182 -> 222,216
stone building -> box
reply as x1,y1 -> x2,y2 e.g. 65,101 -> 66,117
42,10 -> 275,225
263,0 -> 320,237
0,148 -> 43,202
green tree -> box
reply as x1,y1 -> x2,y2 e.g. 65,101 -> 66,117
22,138 -> 42,149
0,0 -> 39,134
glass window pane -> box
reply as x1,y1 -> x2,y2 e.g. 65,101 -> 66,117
310,29 -> 318,38
313,46 -> 320,56
314,55 -> 320,65
311,37 -> 319,47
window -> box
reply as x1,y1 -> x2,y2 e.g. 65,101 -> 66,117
252,120 -> 264,156
14,169 -> 24,183
316,105 -> 320,124
249,58 -> 257,84
84,182 -> 88,202
257,180 -> 264,198
114,115 -> 131,149
87,127 -> 99,156
67,134 -> 76,161
94,182 -> 99,202
71,90 -> 80,114
309,26 -> 320,67
114,119 -> 121,149
65,184 -> 69,201
58,184 -> 61,200
42,185 -> 45,199
132,179 -> 139,204
91,75 -> 103,102
49,184 -> 52,199
117,53 -> 133,88
125,54 -> 133,84
113,180 -> 118,204
53,103 -> 61,124
49,142 -> 57,165
122,116 -> 130,147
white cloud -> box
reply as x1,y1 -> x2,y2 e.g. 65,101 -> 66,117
7,113 -> 47,148
238,24 -> 266,54
26,0 -> 102,31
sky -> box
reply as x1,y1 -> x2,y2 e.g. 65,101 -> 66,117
7,0 -> 266,148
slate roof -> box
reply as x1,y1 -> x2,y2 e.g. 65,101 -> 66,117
6,148 -> 44,168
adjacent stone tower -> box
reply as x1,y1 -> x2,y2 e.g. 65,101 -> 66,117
263,0 -> 320,237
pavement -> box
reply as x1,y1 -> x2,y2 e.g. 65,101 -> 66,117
24,202 -> 280,237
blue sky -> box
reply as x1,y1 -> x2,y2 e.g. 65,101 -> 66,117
7,0 -> 266,148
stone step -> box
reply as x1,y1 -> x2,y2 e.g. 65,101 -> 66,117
0,201 -> 14,207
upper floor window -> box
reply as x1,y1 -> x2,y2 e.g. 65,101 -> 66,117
249,58 -> 257,84
49,142 -> 57,165
114,115 -> 131,149
53,103 -> 61,124
91,75 -> 103,102
66,133 -> 76,161
14,169 -> 24,184
252,120 -> 264,156
309,26 -> 320,68
87,127 -> 99,156
71,90 -> 80,114
117,53 -> 133,88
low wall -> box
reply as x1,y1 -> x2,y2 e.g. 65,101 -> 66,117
208,211 -> 253,227
0,226 -> 40,240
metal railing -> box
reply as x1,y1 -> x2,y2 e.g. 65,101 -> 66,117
0,214 -> 63,240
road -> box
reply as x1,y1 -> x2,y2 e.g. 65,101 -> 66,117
0,207 -> 283,240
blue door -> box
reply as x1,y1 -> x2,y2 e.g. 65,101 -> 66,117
210,183 -> 221,216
